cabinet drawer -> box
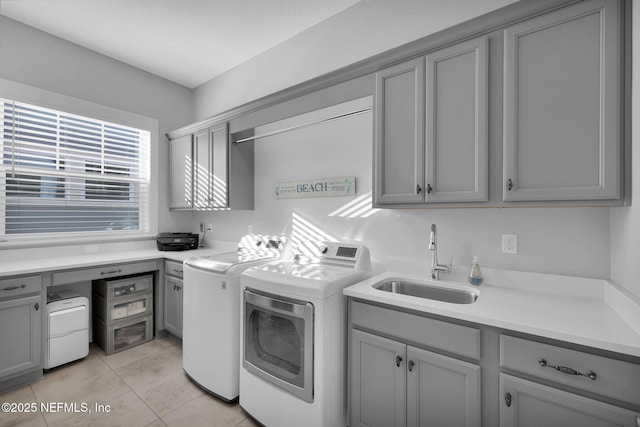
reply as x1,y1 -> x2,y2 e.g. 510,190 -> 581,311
94,274 -> 153,300
164,260 -> 184,279
0,275 -> 42,300
52,260 -> 158,285
93,315 -> 153,355
351,301 -> 480,360
500,335 -> 640,406
93,292 -> 153,323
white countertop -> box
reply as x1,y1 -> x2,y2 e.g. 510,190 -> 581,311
344,261 -> 640,358
0,239 -> 236,277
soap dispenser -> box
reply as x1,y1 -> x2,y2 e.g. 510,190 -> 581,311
468,256 -> 483,286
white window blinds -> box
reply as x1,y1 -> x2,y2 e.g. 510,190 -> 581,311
0,98 -> 151,237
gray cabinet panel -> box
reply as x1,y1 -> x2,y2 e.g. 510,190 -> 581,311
407,346 -> 481,427
193,128 -> 211,209
210,123 -> 228,208
374,58 -> 425,204
500,374 -> 640,427
0,295 -> 41,379
169,134 -> 193,209
503,0 -> 621,201
426,36 -> 488,202
163,275 -> 182,338
350,329 -> 406,427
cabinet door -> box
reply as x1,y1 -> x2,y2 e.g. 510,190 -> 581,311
0,295 -> 41,379
350,329 -> 406,427
169,134 -> 193,209
163,275 -> 182,338
425,36 -> 488,202
210,122 -> 229,208
500,374 -> 640,427
503,0 -> 621,201
407,346 -> 481,427
374,57 -> 425,204
193,128 -> 212,209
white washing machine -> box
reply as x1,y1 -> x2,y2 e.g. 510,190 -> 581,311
45,291 -> 89,369
182,234 -> 288,401
240,240 -> 371,427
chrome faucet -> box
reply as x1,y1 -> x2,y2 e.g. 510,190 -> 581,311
429,224 -> 452,280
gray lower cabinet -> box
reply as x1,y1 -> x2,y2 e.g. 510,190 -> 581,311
0,275 -> 42,385
163,260 -> 183,338
500,374 -> 640,427
502,0 -> 622,202
349,301 -> 481,427
499,334 -> 640,427
374,35 -> 488,206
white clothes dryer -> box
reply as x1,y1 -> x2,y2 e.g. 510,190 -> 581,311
240,240 -> 371,427
182,234 -> 288,401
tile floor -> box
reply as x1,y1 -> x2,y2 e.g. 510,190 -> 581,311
0,336 -> 260,427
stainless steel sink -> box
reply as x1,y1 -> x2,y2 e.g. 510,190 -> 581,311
373,280 -> 478,304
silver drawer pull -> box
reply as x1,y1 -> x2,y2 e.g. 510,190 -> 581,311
538,358 -> 597,380
101,269 -> 122,275
2,284 -> 27,291
173,269 -> 183,274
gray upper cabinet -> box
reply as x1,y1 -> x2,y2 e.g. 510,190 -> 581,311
374,35 -> 489,206
169,134 -> 193,209
170,122 -> 254,211
426,36 -> 488,202
193,122 -> 228,209
374,57 -> 425,205
502,0 -> 621,202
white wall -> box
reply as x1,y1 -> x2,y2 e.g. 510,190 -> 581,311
192,0 -> 519,121
610,6 -> 639,299
0,15 -> 194,232
196,98 -> 611,279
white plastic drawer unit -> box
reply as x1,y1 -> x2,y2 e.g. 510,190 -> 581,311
500,335 -> 640,406
47,297 -> 89,369
93,293 -> 152,323
94,315 -> 153,355
94,274 -> 153,299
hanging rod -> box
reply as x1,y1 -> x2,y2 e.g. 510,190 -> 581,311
232,107 -> 372,144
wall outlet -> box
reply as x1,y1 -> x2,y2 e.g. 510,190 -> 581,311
206,223 -> 213,231
502,234 -> 518,254
199,221 -> 205,232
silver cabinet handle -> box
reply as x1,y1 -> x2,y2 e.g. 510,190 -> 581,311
408,360 -> 415,372
34,303 -> 39,311
507,178 -> 514,191
101,269 -> 122,275
539,358 -> 597,380
173,269 -> 183,274
505,392 -> 512,407
426,184 -> 432,194
416,184 -> 422,194
2,284 -> 26,291
396,355 -> 403,367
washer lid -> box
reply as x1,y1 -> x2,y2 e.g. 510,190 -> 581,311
185,251 -> 278,273
242,260 -> 371,299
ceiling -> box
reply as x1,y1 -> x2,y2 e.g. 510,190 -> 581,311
0,0 -> 360,89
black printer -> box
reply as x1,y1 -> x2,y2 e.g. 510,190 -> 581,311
156,232 -> 199,251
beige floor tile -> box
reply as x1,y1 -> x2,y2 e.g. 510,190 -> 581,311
134,370 -> 201,417
44,391 -> 158,427
235,415 -> 261,427
30,351 -> 111,399
97,339 -> 173,370
38,371 -> 130,426
145,418 -> 168,427
113,349 -> 182,390
0,385 -> 47,427
161,394 -> 247,427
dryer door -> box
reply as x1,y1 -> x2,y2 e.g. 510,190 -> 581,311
243,288 -> 314,402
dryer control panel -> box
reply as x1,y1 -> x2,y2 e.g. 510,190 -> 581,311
294,241 -> 371,272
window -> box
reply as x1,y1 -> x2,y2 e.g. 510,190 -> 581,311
0,98 -> 151,239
